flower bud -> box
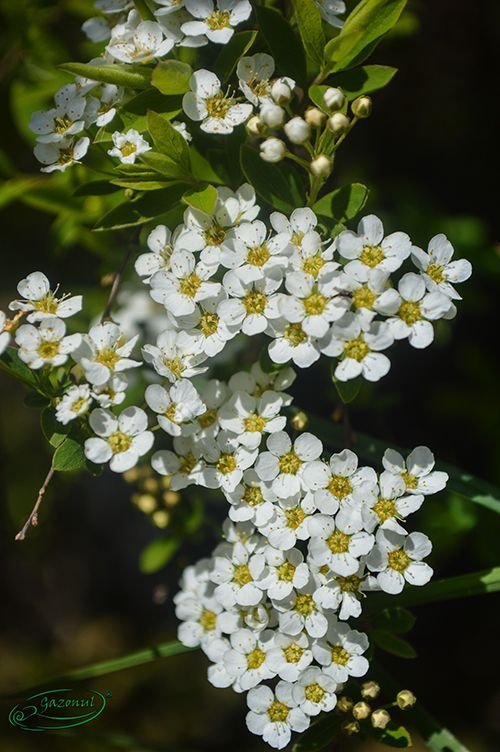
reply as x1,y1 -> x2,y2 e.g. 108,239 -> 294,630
152,509 -> 170,528
246,115 -> 263,136
371,709 -> 391,729
396,690 -> 417,710
271,79 -> 293,104
342,720 -> 360,736
260,103 -> 285,128
260,137 -> 286,163
327,112 -> 350,136
310,154 -> 332,178
284,116 -> 311,145
133,493 -> 157,514
352,701 -> 371,720
291,411 -> 308,431
361,681 -> 381,700
323,86 -> 345,111
305,107 -> 326,128
163,490 -> 181,507
352,95 -> 372,118
337,696 -> 353,713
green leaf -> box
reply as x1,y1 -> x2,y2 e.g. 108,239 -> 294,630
95,184 -> 189,230
369,724 -> 412,748
41,408 -> 69,448
73,181 -> 121,197
332,373 -> 362,404
53,437 -> 86,473
121,88 -> 183,118
111,178 -> 174,191
240,145 -> 303,213
331,64 -> 398,99
139,537 -> 180,574
146,111 -> 190,171
24,392 -> 50,408
324,0 -> 408,74
372,629 -> 417,659
255,6 -> 307,85
214,30 -> 258,83
182,185 -> 218,215
292,0 -> 326,70
140,151 -> 188,178
190,148 -> 225,185
151,60 -> 192,95
292,713 -> 343,752
59,62 -> 152,89
314,183 -> 369,221
0,346 -> 40,390
373,606 -> 416,633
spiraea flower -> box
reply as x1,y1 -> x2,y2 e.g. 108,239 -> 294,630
73,321 -> 141,386
34,136 -> 90,172
382,445 -> 449,495
366,528 -> 433,594
183,69 -> 253,134
108,129 -> 151,164
336,215 -> 412,282
412,234 -> 472,300
10,271 -> 82,323
15,317 -> 81,369
182,0 -> 252,44
56,384 -> 92,425
246,682 -> 310,749
84,406 -> 154,472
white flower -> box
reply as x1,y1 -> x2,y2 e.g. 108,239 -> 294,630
228,362 -> 296,402
260,137 -> 286,163
15,317 -> 81,369
153,0 -> 186,15
366,528 -> 433,594
149,250 -> 220,316
237,53 -> 275,105
270,77 -> 295,104
106,12 -> 175,62
341,270 -> 392,326
255,431 -> 323,499
266,631 -> 313,682
135,224 -> 186,282
145,379 -> 205,436
182,0 -> 252,44
261,496 -> 314,551
280,270 -> 348,338
172,120 -> 192,142
382,445 -> 449,495
84,406 -> 154,472
224,469 -> 276,526
211,543 -> 267,608
276,582 -> 329,638
56,384 -> 92,425
303,449 -> 377,515
85,84 -> 123,127
152,436 -> 205,489
73,321 -> 141,386
336,215 -> 412,282
260,103 -> 285,128
176,592 -> 225,648
308,514 -> 374,576
284,117 -> 311,145
412,234 -> 472,300
202,431 -> 258,492
142,329 -> 208,381
0,311 -> 11,355
223,628 -> 275,690
30,84 -> 87,143
315,0 -> 346,28
292,667 -> 338,716
219,269 -> 282,335
108,129 -> 151,164
223,221 -> 290,282
9,271 -> 82,323
361,472 -> 424,534
92,373 -> 128,407
312,622 -> 369,683
183,69 -> 252,134
312,563 -> 368,620
262,546 -> 310,600
82,16 -> 112,43
376,272 -> 451,349
246,682 -> 310,750
219,390 -> 287,449
177,293 -> 237,357
321,313 -> 393,382
267,319 -> 321,369
270,208 -> 323,264
34,136 -> 90,172
195,378 -> 229,438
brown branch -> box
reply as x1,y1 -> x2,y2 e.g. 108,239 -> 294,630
100,247 -> 133,322
15,465 -> 55,541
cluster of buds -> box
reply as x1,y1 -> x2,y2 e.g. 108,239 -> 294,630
124,466 -> 181,529
336,680 -> 417,737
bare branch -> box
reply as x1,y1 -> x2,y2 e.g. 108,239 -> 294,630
15,465 -> 55,541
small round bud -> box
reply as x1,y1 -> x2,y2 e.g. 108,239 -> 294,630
291,411 -> 309,431
361,681 -> 381,700
284,116 -> 311,145
260,137 -> 286,163
342,720 -> 360,736
396,690 -> 417,710
352,95 -> 372,118
123,468 -> 139,483
323,86 -> 345,111
327,112 -> 350,136
305,107 -> 326,128
152,509 -> 170,528
352,701 -> 371,720
371,709 -> 391,729
163,490 -> 181,507
337,696 -> 354,713
133,493 -> 157,514
246,115 -> 263,136
260,103 -> 285,128
271,78 -> 293,104
143,477 -> 159,493
310,154 -> 332,178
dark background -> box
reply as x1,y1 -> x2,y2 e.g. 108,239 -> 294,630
0,1 -> 499,750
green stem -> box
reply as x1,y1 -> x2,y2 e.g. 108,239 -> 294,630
133,0 -> 155,21
285,150 -> 310,171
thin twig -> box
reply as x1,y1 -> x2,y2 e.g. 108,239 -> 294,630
100,247 -> 133,322
15,465 -> 55,541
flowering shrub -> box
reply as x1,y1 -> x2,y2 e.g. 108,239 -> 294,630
2,0 -> 494,749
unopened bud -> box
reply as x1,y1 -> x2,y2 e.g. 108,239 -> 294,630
310,154 -> 332,178
143,477 -> 159,493
352,95 -> 372,118
260,137 -> 286,163
342,720 -> 360,736
305,107 -> 326,128
291,411 -> 308,431
284,116 -> 311,145
271,78 -> 293,104
396,690 -> 417,710
371,709 -> 391,729
123,468 -> 140,483
327,112 -> 350,136
260,103 -> 285,128
152,509 -> 170,528
352,701 -> 371,720
133,493 -> 157,514
163,490 -> 181,507
361,681 -> 381,699
323,86 -> 345,111
246,115 -> 263,136
337,696 -> 353,713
